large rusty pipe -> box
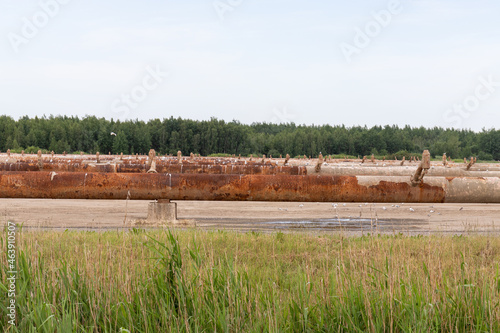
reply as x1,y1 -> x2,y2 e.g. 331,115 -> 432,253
306,166 -> 500,177
2,154 -> 280,165
310,161 -> 500,169
1,172 -> 499,203
0,162 -> 306,175
0,157 -> 283,168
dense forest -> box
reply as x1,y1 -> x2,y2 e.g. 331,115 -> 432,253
0,115 -> 498,160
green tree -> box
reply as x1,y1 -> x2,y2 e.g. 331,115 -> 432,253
112,130 -> 129,154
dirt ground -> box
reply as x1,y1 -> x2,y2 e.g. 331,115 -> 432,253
0,199 -> 499,235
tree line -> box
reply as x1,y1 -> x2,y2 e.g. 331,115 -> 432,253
0,115 -> 498,161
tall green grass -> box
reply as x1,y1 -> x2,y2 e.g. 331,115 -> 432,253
1,229 -> 500,332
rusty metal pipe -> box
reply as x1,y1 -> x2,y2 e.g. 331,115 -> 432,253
306,166 -> 500,177
2,154 -> 278,165
0,162 -> 306,175
1,172 -> 499,203
0,157 -> 282,168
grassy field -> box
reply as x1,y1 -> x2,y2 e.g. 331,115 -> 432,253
1,228 -> 500,332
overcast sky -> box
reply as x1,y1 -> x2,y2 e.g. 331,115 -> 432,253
1,0 -> 499,131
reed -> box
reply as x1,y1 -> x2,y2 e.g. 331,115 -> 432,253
1,228 -> 499,332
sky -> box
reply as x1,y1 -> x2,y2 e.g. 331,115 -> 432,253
0,0 -> 499,131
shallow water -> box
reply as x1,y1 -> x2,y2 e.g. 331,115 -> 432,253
196,217 -> 427,233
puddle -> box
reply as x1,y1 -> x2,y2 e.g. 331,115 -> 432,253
263,218 -> 381,230
197,217 -> 427,232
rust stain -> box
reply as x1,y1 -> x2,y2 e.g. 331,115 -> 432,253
367,180 -> 446,203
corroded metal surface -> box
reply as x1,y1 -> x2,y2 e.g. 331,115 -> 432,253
1,171 -> 498,203
306,166 -> 500,177
0,161 -> 305,175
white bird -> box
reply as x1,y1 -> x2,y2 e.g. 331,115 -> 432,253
299,204 -> 304,208
343,203 -> 346,207
382,207 -> 387,210
110,132 -> 117,136
409,208 -> 415,212
430,210 -> 435,213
